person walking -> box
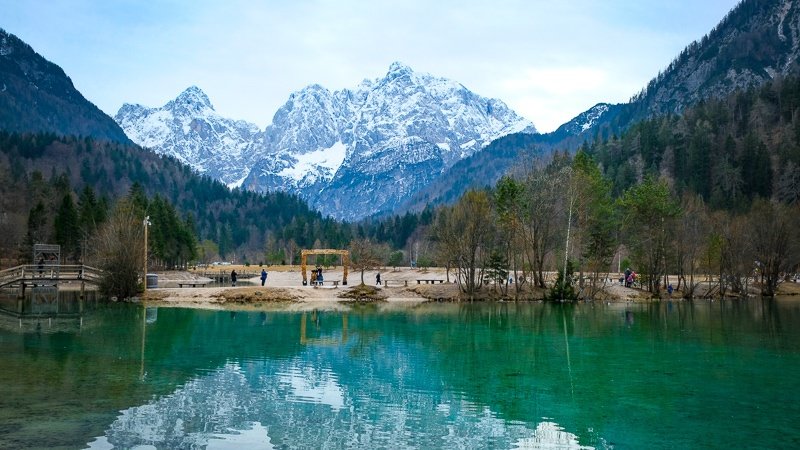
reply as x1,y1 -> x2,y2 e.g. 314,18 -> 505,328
376,272 -> 381,286
261,268 -> 268,286
231,269 -> 237,287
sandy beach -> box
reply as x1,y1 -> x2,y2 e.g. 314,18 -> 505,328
139,265 -> 666,310
141,266 -> 454,311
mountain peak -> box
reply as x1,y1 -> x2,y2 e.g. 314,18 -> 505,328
387,61 -> 413,75
117,61 -> 534,221
174,86 -> 213,110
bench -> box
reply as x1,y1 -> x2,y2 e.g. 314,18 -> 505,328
178,282 -> 208,288
417,279 -> 444,284
383,280 -> 408,287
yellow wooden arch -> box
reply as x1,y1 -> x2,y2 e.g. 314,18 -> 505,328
301,249 -> 349,285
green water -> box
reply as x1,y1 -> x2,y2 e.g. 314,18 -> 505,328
0,297 -> 799,449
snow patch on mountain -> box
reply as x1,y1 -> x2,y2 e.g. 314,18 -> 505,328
581,104 -> 609,131
549,102 -> 620,140
278,141 -> 347,184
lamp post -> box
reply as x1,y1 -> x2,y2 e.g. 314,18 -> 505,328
143,216 -> 150,293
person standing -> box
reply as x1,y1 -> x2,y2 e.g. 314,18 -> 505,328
231,269 -> 237,287
261,268 -> 268,286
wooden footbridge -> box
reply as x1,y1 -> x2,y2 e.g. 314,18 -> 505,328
0,264 -> 103,296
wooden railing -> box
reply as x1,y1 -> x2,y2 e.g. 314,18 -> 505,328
0,264 -> 104,288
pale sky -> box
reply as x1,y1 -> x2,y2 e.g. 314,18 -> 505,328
2,0 -> 740,132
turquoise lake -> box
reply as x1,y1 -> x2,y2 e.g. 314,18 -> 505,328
1,296 -> 799,449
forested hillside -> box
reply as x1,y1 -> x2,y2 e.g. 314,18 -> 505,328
0,132 -> 352,266
0,29 -> 131,143
401,0 -> 800,216
587,73 -> 800,209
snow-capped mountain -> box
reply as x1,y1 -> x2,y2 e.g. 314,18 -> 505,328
115,86 -> 260,186
244,62 -> 536,220
114,63 -> 535,220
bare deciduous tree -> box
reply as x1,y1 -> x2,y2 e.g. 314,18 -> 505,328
349,237 -> 385,285
675,194 -> 710,298
749,200 -> 799,296
433,190 -> 494,298
520,164 -> 567,289
90,198 -> 145,299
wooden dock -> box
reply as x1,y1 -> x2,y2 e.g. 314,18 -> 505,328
0,264 -> 103,297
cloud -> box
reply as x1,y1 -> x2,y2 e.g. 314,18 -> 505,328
493,67 -> 608,131
0,0 -> 741,133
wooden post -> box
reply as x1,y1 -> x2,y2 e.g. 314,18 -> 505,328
342,253 -> 348,286
301,251 -> 308,285
300,249 -> 349,286
143,217 -> 149,294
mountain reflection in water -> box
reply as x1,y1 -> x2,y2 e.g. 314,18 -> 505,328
86,360 -> 590,449
1,300 -> 798,449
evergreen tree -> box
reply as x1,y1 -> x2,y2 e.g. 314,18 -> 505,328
23,201 -> 48,262
545,259 -> 578,301
618,176 -> 681,293
54,193 -> 81,261
483,250 -> 509,293
78,185 -> 107,237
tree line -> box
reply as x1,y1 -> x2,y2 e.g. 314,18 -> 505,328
425,150 -> 799,300
420,73 -> 800,300
0,132 -> 358,267
4,70 -> 800,300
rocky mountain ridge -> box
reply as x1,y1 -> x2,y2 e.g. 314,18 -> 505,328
116,62 -> 535,220
115,86 -> 260,186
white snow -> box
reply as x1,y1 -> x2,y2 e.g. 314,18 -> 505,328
227,174 -> 249,189
581,104 -> 609,132
460,139 -> 477,149
277,141 -> 347,183
115,87 -> 261,186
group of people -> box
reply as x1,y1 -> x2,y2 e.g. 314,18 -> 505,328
623,268 -> 637,288
310,266 -> 324,285
228,268 -> 269,287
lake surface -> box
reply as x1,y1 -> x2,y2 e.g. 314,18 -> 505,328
1,296 -> 799,449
